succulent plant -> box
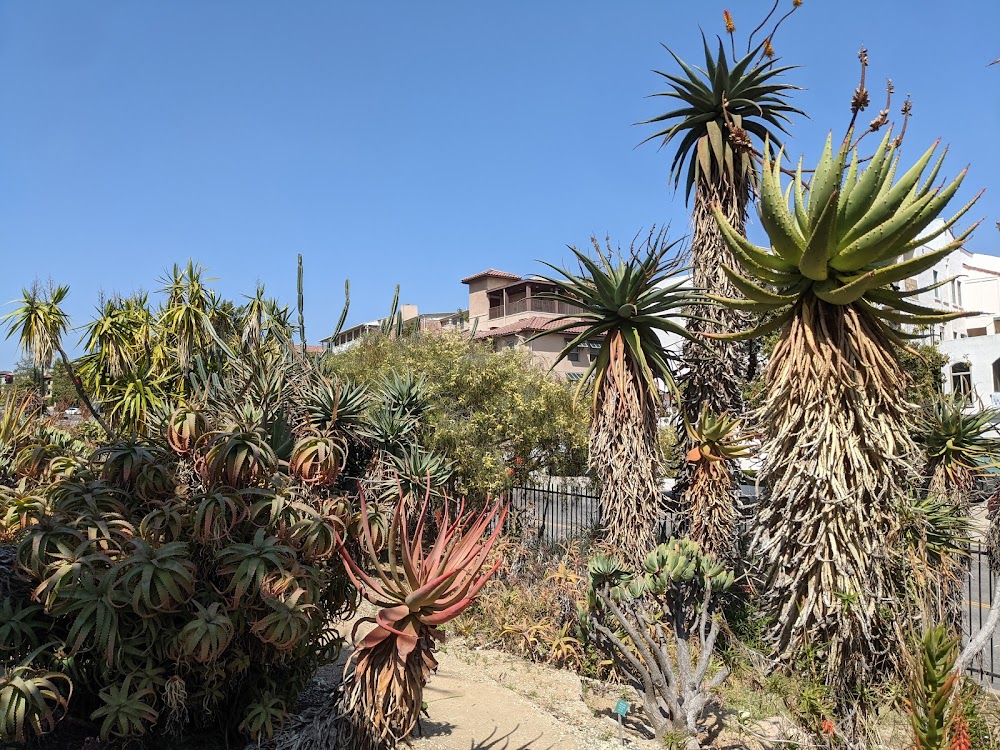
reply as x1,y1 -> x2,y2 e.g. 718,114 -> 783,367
905,625 -> 959,750
166,404 -> 208,454
641,36 -> 802,203
178,601 -> 235,663
709,128 -> 982,696
290,433 -> 347,486
199,429 -> 277,487
919,395 -> 1000,498
684,404 -> 754,463
337,491 -> 507,747
711,131 -> 979,343
0,657 -> 72,742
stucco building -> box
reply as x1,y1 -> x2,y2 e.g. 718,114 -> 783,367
462,269 -> 598,378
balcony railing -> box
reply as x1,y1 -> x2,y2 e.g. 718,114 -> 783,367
488,298 -> 584,319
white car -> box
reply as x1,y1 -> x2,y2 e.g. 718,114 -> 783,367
64,407 -> 82,417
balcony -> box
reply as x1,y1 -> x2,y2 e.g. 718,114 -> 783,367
488,298 -> 584,320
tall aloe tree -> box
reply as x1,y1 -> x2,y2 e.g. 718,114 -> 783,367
535,232 -> 696,565
712,130 -> 979,705
641,34 -> 802,532
2,284 -> 113,438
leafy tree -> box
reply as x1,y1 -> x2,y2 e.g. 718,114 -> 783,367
48,360 -> 79,410
321,328 -> 589,497
896,341 -> 948,405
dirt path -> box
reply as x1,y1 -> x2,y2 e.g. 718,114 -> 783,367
409,641 -> 652,750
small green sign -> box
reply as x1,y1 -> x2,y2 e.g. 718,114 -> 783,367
614,699 -> 629,717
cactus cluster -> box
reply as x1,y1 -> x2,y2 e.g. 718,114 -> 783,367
588,538 -> 735,605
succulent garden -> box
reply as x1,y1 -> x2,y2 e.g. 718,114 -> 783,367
2,4 -> 1000,750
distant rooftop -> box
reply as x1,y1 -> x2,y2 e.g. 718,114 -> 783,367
461,269 -> 522,284
474,315 -> 589,339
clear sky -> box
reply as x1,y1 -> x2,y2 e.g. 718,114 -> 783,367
1,1 -> 997,367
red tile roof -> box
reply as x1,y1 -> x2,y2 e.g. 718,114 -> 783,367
461,269 -> 522,284
305,344 -> 327,354
474,316 -> 590,339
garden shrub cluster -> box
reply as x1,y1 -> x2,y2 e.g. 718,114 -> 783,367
0,349 -> 365,745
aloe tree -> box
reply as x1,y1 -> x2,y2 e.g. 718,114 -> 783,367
535,232 -> 696,565
641,31 -> 802,534
711,130 -> 979,703
3,284 -> 112,438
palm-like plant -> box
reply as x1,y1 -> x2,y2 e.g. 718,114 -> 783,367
534,232 -> 696,564
641,31 -> 803,521
2,283 -> 112,437
711,131 -> 979,696
157,261 -> 220,374
682,405 -> 754,561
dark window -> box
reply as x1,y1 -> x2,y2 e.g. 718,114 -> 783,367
952,362 -> 972,398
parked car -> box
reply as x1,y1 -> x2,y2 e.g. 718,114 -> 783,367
64,407 -> 81,417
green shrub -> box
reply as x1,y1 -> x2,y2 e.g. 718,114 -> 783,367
0,349 -> 363,745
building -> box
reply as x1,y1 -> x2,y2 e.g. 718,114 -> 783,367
319,305 -> 465,354
894,220 -> 1000,407
462,268 -> 688,379
462,269 -> 596,377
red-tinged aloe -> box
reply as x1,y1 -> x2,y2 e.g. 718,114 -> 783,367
334,490 -> 507,749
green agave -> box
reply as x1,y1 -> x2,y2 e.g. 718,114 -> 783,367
711,130 -> 981,344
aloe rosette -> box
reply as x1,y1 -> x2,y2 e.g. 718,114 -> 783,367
710,129 -> 980,341
337,490 -> 507,748
682,405 -> 754,561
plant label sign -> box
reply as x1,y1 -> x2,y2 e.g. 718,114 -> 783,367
614,699 -> 629,717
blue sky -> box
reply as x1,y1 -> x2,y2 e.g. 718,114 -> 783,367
1,1 -> 997,367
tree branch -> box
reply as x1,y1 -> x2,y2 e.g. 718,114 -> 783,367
953,573 -> 1000,675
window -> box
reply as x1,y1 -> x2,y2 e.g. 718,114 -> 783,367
957,280 -> 963,308
992,358 -> 1000,393
565,337 -> 581,363
933,271 -> 940,300
951,362 -> 972,398
951,279 -> 958,306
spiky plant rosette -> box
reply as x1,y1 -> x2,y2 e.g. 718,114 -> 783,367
682,404 -> 754,560
532,232 -> 697,565
918,395 -> 1000,507
641,36 -> 802,204
335,489 -> 506,749
711,130 -> 981,698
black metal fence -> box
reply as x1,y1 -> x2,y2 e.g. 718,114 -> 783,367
965,544 -> 998,688
504,483 -> 999,690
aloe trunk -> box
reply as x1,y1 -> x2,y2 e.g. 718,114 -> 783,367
675,178 -> 751,541
757,298 -> 912,693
